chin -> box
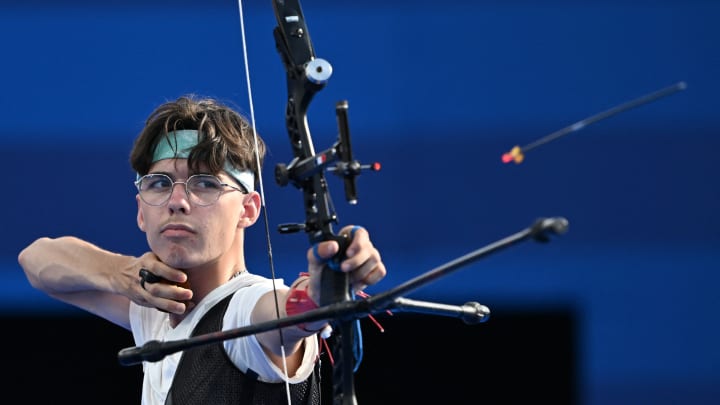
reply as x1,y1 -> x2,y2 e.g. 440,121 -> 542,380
152,244 -> 194,268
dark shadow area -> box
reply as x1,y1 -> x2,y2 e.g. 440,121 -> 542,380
4,313 -> 143,404
5,308 -> 577,404
326,308 -> 579,405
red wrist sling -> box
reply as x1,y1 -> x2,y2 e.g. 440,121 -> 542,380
285,275 -> 325,333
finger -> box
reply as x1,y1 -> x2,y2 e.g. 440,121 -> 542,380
139,268 -> 163,284
309,240 -> 340,263
346,253 -> 379,282
137,252 -> 187,284
340,239 -> 379,272
342,225 -> 367,257
148,281 -> 193,302
350,263 -> 386,292
309,226 -> 366,263
138,267 -> 190,297
136,269 -> 192,314
140,285 -> 192,314
359,263 -> 386,286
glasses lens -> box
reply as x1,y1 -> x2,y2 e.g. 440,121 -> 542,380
186,175 -> 224,206
136,174 -> 226,206
137,174 -> 173,205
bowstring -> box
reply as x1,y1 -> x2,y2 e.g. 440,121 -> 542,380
236,1 -> 293,403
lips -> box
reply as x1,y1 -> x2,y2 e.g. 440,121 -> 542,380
161,223 -> 196,237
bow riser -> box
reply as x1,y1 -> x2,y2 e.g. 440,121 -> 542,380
272,1 -> 359,404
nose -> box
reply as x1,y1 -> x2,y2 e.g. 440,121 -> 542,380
167,181 -> 192,212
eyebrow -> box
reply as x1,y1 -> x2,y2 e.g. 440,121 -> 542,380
146,171 -> 177,180
147,171 -> 215,180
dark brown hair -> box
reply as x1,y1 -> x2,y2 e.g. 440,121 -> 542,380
129,95 -> 265,188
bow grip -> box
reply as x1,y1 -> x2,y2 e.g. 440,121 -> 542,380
318,233 -> 352,307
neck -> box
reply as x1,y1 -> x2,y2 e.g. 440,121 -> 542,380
166,257 -> 246,328
166,228 -> 248,327
187,262 -> 246,301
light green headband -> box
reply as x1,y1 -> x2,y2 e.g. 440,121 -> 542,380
144,129 -> 255,192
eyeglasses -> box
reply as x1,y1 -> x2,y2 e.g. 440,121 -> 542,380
135,173 -> 247,207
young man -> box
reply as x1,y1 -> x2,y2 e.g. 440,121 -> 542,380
18,95 -> 386,404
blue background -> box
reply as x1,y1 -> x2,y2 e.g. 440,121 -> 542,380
1,1 -> 718,404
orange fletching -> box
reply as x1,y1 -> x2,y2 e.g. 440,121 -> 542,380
502,146 -> 524,164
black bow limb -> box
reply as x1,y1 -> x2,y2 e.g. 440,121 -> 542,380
271,1 -> 377,403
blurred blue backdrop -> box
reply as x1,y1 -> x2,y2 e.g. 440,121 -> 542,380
1,1 -> 718,404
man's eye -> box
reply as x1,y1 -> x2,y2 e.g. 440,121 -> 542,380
192,177 -> 222,190
145,176 -> 171,190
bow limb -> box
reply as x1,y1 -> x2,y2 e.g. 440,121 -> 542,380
272,0 -> 351,302
239,0 -> 359,403
272,1 -> 360,404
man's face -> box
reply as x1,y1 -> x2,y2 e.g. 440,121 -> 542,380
136,159 -> 247,269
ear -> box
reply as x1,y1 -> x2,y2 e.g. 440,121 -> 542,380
238,192 -> 262,228
136,194 -> 147,232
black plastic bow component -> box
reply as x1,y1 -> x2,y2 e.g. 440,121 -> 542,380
272,1 -> 378,404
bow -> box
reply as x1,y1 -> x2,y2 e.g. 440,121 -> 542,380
117,3 -> 571,404
270,1 -> 374,403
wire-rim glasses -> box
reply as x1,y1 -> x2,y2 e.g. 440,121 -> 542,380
135,173 -> 247,207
